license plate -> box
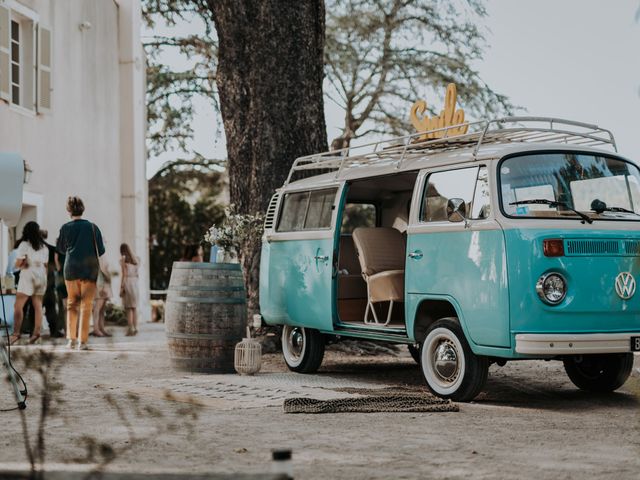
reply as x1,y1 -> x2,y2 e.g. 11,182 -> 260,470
632,337 -> 640,352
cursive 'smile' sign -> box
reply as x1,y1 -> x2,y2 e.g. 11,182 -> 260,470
410,83 -> 469,140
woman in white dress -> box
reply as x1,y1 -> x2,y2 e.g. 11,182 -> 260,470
9,222 -> 49,345
120,243 -> 139,336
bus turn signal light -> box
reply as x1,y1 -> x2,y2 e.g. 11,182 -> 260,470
543,239 -> 564,257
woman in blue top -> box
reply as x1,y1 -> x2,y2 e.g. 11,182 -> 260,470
56,197 -> 105,350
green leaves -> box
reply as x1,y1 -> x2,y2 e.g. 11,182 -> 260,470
149,158 -> 226,289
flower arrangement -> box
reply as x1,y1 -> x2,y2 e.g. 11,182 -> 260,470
204,205 -> 265,259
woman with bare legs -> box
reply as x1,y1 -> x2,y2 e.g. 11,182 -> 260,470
120,243 -> 140,336
9,222 -> 48,345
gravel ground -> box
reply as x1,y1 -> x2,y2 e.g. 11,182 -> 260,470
0,321 -> 639,479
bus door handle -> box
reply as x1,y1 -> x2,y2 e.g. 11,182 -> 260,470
408,250 -> 423,260
314,255 -> 329,262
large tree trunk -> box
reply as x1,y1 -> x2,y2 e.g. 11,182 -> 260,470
207,1 -> 328,317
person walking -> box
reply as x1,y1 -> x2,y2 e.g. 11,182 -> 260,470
41,230 -> 65,338
92,254 -> 112,337
120,243 -> 139,336
6,241 -> 35,335
56,197 -> 105,350
9,222 -> 48,345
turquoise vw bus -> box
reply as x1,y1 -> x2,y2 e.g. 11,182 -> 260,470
259,117 -> 640,401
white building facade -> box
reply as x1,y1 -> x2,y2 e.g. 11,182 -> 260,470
0,0 -> 149,318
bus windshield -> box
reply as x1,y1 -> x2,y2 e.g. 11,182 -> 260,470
500,152 -> 640,221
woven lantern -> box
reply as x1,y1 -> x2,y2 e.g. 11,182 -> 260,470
234,328 -> 262,375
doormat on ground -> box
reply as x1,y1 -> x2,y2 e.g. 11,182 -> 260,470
283,391 -> 458,414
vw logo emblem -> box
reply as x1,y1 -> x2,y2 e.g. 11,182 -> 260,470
615,272 -> 636,300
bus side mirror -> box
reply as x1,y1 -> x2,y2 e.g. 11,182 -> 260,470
446,198 -> 466,223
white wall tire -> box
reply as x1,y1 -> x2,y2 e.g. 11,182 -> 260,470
281,325 -> 325,373
422,327 -> 466,395
420,318 -> 488,402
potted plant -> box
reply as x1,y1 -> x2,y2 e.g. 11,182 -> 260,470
204,205 -> 264,264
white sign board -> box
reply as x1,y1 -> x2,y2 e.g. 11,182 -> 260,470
0,153 -> 24,226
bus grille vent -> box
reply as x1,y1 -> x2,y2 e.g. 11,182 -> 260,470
565,240 -> 620,256
264,192 -> 281,231
623,240 -> 640,255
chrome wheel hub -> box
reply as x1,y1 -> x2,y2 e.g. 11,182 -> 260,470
432,340 -> 460,383
287,327 -> 304,359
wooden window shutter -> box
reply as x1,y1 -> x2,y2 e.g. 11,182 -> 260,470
37,24 -> 51,112
0,5 -> 10,102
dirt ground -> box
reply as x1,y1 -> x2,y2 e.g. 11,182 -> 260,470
1,321 -> 639,479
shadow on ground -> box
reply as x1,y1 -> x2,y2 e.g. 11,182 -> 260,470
275,352 -> 640,412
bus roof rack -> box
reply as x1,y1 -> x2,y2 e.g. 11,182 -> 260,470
284,116 -> 617,185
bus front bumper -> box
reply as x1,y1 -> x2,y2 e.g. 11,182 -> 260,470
515,333 -> 640,355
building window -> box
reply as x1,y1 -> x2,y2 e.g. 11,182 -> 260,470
10,20 -> 18,105
0,2 -> 50,113
8,13 -> 35,110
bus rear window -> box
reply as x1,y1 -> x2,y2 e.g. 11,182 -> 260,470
277,188 -> 337,232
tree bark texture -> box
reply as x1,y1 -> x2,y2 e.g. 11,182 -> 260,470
207,1 -> 328,316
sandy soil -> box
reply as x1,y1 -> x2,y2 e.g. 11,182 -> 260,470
0,322 -> 639,479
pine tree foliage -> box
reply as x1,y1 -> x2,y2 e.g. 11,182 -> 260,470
142,0 -> 514,155
325,0 -> 515,148
143,0 -> 218,155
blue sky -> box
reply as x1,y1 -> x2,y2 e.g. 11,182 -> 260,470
146,0 -> 640,177
477,0 -> 639,159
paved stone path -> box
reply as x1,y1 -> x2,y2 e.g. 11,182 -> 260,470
124,373 -> 387,410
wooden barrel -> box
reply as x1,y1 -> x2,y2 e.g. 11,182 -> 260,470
165,262 -> 246,373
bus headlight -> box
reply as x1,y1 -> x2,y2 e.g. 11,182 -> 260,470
536,273 -> 567,305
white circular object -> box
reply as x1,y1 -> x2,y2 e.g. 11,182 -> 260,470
282,325 -> 306,368
421,327 -> 466,396
615,272 -> 636,300
536,272 -> 567,305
